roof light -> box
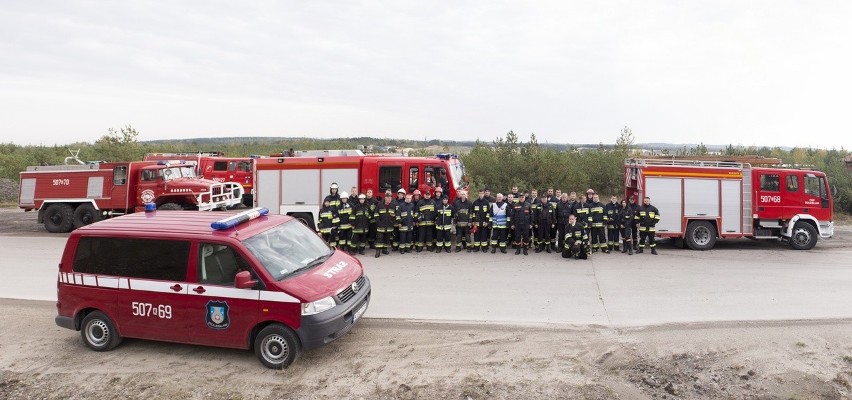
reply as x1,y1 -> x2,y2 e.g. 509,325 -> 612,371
211,207 -> 269,230
435,153 -> 459,160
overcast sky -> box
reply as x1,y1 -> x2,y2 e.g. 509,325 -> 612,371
1,1 -> 850,149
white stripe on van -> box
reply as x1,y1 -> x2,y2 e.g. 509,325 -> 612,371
259,291 -> 299,303
128,279 -> 188,294
97,277 -> 120,289
187,285 -> 260,301
83,275 -> 97,287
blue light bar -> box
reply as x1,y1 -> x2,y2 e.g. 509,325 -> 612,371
211,207 -> 269,230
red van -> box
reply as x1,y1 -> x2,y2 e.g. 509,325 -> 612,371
54,207 -> 370,368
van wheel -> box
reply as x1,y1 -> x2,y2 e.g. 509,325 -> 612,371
44,203 -> 74,233
73,204 -> 101,228
158,203 -> 184,210
685,220 -> 717,250
80,311 -> 122,351
789,222 -> 818,250
254,324 -> 300,369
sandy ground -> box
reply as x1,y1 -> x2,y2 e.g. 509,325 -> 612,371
2,208 -> 852,399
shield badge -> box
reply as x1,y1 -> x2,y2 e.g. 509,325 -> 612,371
206,300 -> 230,329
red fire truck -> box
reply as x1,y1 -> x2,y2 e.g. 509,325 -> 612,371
253,151 -> 468,229
144,152 -> 254,207
624,158 -> 834,250
19,160 -> 244,233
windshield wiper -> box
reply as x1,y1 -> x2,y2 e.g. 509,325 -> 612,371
301,252 -> 333,271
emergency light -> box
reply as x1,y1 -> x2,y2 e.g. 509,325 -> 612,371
211,207 -> 269,230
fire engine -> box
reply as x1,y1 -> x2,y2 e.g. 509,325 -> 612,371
253,150 -> 468,229
624,158 -> 835,250
143,152 -> 254,207
19,159 -> 244,233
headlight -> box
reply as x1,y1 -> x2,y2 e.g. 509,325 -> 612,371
301,296 -> 336,315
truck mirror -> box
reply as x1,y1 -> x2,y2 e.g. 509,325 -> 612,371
831,185 -> 838,198
235,271 -> 257,289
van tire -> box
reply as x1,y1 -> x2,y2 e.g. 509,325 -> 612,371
254,324 -> 300,369
80,311 -> 122,351
685,220 -> 717,250
44,203 -> 74,233
73,204 -> 101,228
158,203 -> 184,210
789,222 -> 818,250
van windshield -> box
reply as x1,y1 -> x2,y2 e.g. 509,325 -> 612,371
243,220 -> 333,281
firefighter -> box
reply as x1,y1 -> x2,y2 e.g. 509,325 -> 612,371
546,187 -> 559,250
374,193 -> 397,258
604,195 -> 622,252
617,199 -> 634,255
510,192 -> 532,255
349,186 -> 359,204
392,188 -> 407,250
432,186 -> 444,249
397,193 -> 416,253
365,188 -> 378,248
337,192 -> 353,253
627,195 -> 639,250
324,183 -> 341,210
350,194 -> 371,255
636,196 -> 661,255
453,190 -> 472,252
573,194 -> 590,235
318,198 -> 338,248
411,189 -> 422,247
471,188 -> 491,253
534,189 -> 555,253
588,194 -> 608,253
435,195 -> 455,253
490,193 -> 509,253
529,189 -> 542,249
555,192 -> 572,252
562,214 -> 589,260
483,187 -> 495,203
416,190 -> 436,252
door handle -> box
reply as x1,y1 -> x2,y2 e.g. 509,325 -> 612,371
193,286 -> 206,294
170,284 -> 182,292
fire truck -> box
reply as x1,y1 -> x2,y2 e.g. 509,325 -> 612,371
19,159 -> 245,233
253,151 -> 468,229
143,152 -> 254,207
624,158 -> 834,250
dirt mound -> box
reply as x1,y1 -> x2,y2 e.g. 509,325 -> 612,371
0,179 -> 16,203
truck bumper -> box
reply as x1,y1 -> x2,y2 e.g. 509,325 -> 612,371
295,277 -> 371,350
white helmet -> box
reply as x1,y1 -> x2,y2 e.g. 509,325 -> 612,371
340,191 -> 349,198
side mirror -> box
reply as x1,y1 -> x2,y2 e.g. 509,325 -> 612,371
831,185 -> 838,198
235,270 -> 257,289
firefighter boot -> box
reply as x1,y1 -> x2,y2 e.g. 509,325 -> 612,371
651,248 -> 658,255
621,240 -> 628,253
455,244 -> 462,252
375,248 -> 381,258
445,246 -> 451,253
491,246 -> 497,254
523,246 -> 529,256
382,248 -> 389,255
546,244 -> 552,253
359,247 -> 365,255
500,247 -> 507,254
515,247 -> 521,255
636,246 -> 644,254
628,245 -> 633,255
535,245 -> 542,253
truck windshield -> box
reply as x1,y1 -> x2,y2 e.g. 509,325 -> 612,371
162,166 -> 197,180
449,160 -> 466,190
243,220 -> 333,281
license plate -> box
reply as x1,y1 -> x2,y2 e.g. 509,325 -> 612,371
353,301 -> 368,322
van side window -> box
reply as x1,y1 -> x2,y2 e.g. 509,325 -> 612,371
379,166 -> 402,192
785,175 -> 799,192
197,243 -> 251,286
73,237 -> 189,281
113,166 -> 127,185
760,174 -> 780,192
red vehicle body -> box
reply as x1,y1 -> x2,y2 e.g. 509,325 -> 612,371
624,159 -> 834,250
19,160 -> 244,233
54,208 -> 370,369
144,153 -> 254,207
253,152 -> 468,228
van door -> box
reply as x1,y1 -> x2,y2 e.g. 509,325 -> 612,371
184,243 -> 260,348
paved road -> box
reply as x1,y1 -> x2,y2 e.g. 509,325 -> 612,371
3,234 -> 851,327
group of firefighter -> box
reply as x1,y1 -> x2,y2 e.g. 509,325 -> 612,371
318,183 -> 661,259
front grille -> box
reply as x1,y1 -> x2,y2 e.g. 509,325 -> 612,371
337,275 -> 366,304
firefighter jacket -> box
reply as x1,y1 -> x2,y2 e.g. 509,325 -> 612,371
617,204 -> 635,228
365,197 -> 378,223
453,198 -> 472,227
397,202 -> 415,231
323,193 -> 341,210
548,196 -> 559,214
472,197 -> 491,226
337,202 -> 353,230
530,197 -> 543,219
435,203 -> 455,230
556,200 -> 573,224
352,202 -> 371,233
573,202 -> 590,225
375,201 -> 397,232
636,204 -> 661,229
509,201 -> 532,227
534,199 -> 555,227
318,206 -> 337,234
588,201 -> 606,228
417,198 -> 436,226
564,221 -> 588,243
491,201 -> 508,228
604,201 -> 622,229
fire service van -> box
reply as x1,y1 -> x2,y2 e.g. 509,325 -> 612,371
19,159 -> 244,233
54,207 -> 370,369
625,158 -> 834,250
253,151 -> 468,229
143,152 -> 254,207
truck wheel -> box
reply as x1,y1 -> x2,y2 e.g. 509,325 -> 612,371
789,222 -> 818,250
158,203 -> 184,210
80,311 -> 122,351
290,213 -> 315,231
685,220 -> 717,250
44,203 -> 74,233
73,204 -> 101,228
242,194 -> 254,208
254,324 -> 300,369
